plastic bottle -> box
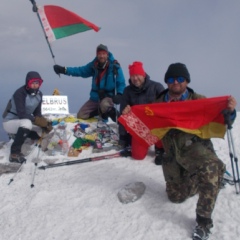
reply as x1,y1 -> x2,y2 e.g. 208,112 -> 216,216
58,121 -> 69,155
94,133 -> 103,150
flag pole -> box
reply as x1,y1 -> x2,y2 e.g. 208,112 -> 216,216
29,0 -> 56,64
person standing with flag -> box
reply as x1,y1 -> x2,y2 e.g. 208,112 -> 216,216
53,44 -> 126,122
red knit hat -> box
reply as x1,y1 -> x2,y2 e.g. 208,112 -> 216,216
129,61 -> 146,77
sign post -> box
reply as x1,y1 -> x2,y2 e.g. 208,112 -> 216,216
41,95 -> 69,115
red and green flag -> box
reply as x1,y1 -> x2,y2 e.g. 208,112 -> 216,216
118,96 -> 229,148
38,5 -> 100,43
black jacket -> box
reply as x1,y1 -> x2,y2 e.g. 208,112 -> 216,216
119,74 -> 164,136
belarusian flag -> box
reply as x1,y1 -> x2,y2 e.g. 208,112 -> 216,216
118,96 -> 229,148
38,5 -> 100,42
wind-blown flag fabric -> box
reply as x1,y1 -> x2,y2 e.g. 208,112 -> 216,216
38,5 -> 100,42
118,96 -> 229,148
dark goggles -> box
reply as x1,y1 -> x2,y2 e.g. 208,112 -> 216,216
166,77 -> 185,84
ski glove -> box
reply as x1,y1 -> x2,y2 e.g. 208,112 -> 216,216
112,94 -> 122,105
33,116 -> 49,128
42,122 -> 53,134
53,65 -> 66,75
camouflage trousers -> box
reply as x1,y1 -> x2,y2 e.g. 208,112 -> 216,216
162,138 -> 225,219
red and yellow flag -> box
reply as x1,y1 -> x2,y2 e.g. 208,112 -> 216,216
118,96 -> 229,148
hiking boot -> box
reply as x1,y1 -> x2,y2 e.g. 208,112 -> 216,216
220,171 -> 234,188
11,127 -> 30,156
192,225 -> 211,240
101,108 -> 119,123
120,148 -> 132,157
108,108 -> 119,122
9,153 -> 26,164
155,147 -> 165,165
193,214 -> 213,240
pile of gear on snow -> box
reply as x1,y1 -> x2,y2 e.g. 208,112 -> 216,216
0,114 -> 124,175
31,115 -> 121,159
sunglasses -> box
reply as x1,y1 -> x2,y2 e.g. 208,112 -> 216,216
166,77 -> 185,84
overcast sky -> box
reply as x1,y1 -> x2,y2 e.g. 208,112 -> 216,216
1,0 -> 240,140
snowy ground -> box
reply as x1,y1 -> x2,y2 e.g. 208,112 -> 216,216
0,116 -> 240,240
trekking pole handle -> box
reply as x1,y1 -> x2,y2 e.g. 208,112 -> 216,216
222,109 -> 232,130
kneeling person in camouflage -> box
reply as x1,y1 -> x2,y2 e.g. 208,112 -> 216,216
156,63 -> 237,240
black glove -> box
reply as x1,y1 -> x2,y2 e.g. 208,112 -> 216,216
120,148 -> 132,157
112,94 -> 122,104
53,65 -> 66,75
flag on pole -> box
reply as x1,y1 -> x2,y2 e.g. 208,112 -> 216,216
38,5 -> 100,43
118,96 -> 229,148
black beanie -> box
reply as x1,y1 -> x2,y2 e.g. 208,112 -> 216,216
164,63 -> 191,83
96,44 -> 108,54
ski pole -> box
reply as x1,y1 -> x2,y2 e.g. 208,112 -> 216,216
7,138 -> 42,185
30,132 -> 45,188
29,0 -> 56,63
226,128 -> 240,194
30,144 -> 41,188
223,109 -> 240,194
8,162 -> 25,185
38,150 -> 129,170
113,65 -> 118,123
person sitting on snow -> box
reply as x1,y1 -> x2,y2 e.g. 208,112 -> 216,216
2,71 -> 53,164
119,61 -> 165,164
122,62 -> 237,240
53,44 -> 126,122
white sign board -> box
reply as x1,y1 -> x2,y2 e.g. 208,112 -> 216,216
41,95 -> 69,115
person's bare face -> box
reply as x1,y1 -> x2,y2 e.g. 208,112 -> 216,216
97,51 -> 108,64
130,75 -> 145,88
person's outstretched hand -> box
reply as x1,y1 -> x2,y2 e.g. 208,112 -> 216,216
53,65 -> 66,75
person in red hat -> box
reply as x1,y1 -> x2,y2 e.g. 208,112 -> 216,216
119,61 -> 165,162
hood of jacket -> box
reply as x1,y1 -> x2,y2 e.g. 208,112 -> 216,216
25,71 -> 43,86
25,71 -> 43,96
